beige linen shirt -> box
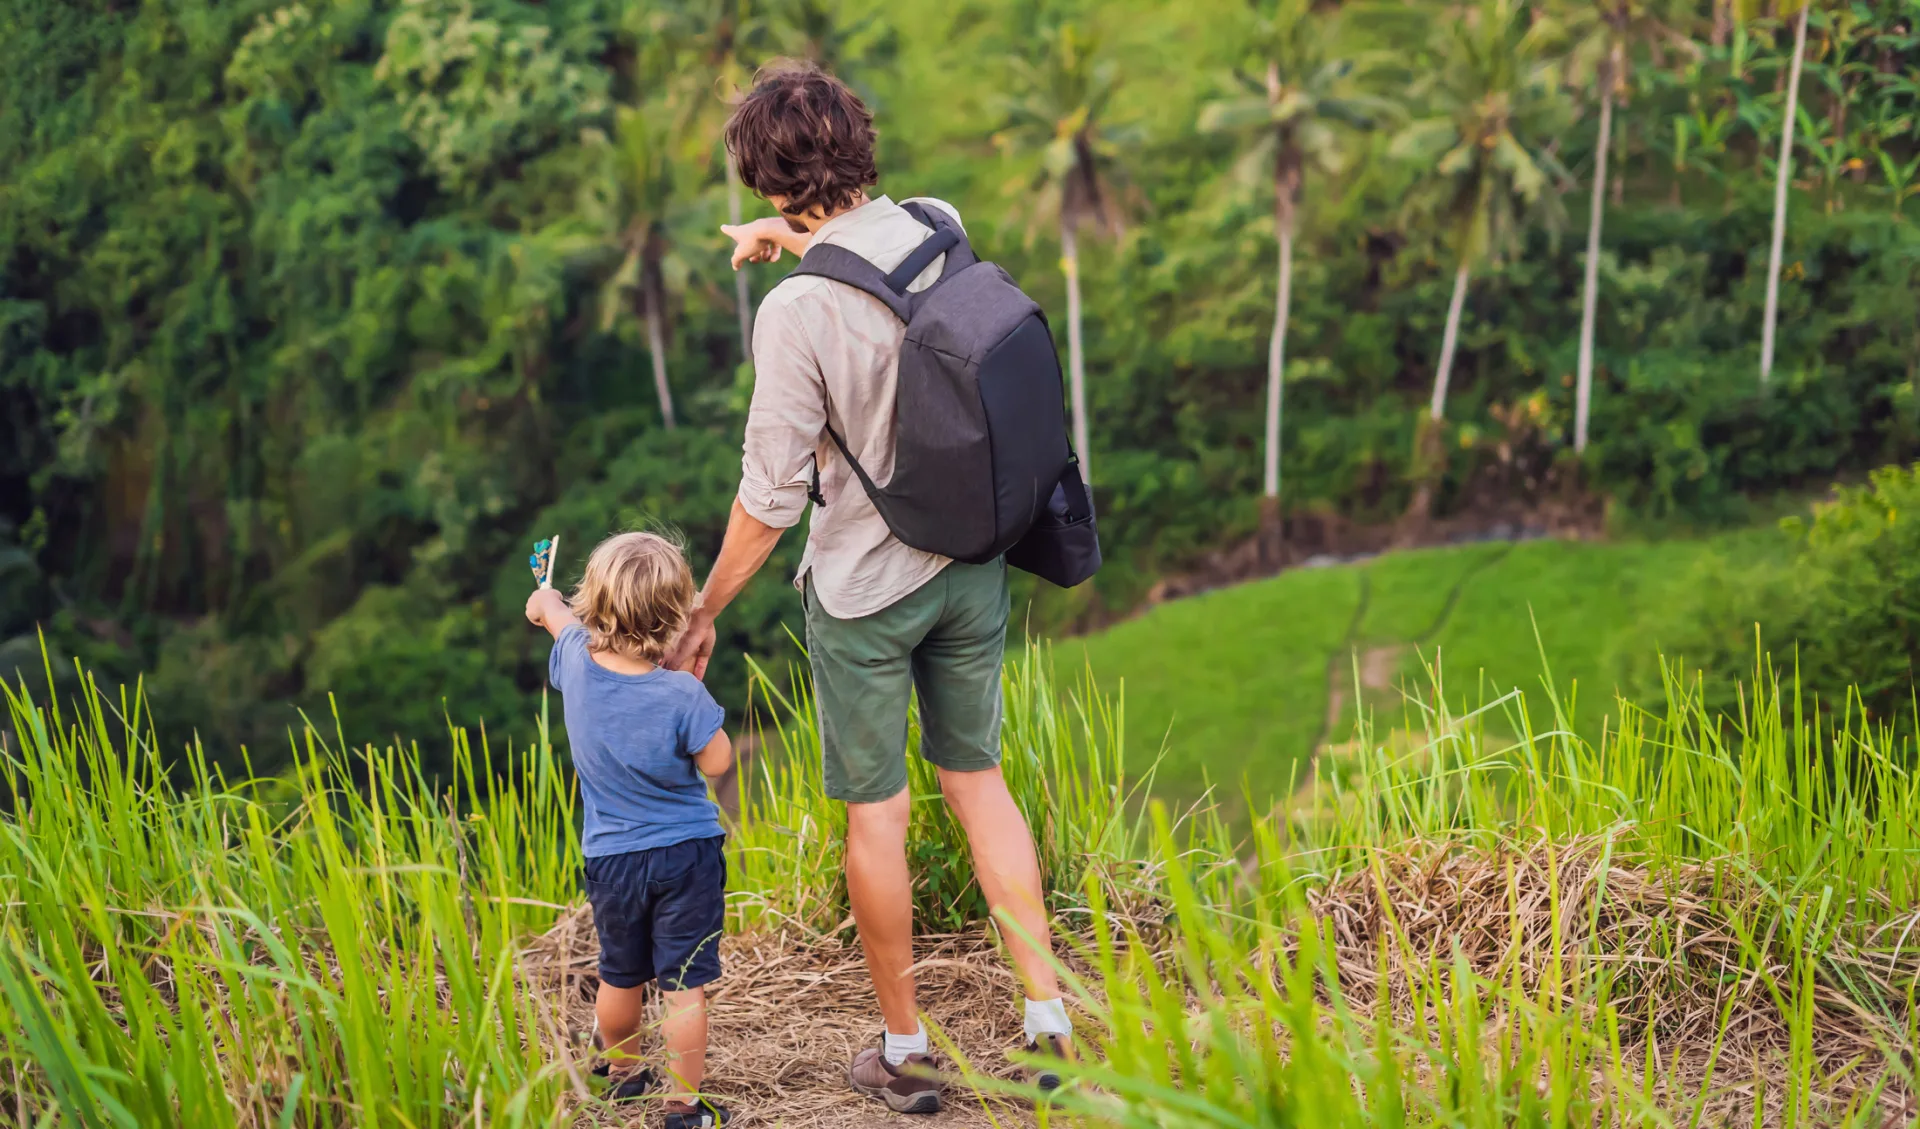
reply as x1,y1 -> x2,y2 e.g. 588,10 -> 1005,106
737,196 -> 965,619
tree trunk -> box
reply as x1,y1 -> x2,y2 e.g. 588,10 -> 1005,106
1611,108 -> 1627,206
1761,2 -> 1810,384
1431,263 -> 1471,422
1712,0 -> 1731,46
1575,69 -> 1614,454
1266,226 -> 1293,501
644,271 -> 676,430
1266,91 -> 1298,506
726,152 -> 753,363
1062,219 -> 1091,485
1407,262 -> 1471,525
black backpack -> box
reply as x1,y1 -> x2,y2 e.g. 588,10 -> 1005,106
788,202 -> 1101,589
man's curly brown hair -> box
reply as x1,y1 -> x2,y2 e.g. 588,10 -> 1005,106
725,62 -> 878,219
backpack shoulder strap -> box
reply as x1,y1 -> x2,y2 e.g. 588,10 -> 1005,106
785,244 -> 913,322
786,204 -> 980,322
789,203 -> 976,509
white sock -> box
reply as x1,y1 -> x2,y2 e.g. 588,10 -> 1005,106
883,1023 -> 928,1066
1023,997 -> 1071,1043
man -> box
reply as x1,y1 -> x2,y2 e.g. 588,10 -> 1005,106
661,63 -> 1071,1113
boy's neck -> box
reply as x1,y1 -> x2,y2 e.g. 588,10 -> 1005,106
587,647 -> 656,676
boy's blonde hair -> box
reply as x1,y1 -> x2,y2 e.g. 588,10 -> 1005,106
568,532 -> 696,662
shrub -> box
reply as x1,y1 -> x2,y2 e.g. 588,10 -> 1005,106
1674,462 -> 1920,730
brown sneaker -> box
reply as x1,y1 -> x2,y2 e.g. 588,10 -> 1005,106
1023,1033 -> 1072,1093
848,1043 -> 942,1114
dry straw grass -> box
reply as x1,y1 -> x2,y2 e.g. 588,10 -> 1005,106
1310,834 -> 1920,1123
510,834 -> 1920,1127
523,908 -> 1048,1127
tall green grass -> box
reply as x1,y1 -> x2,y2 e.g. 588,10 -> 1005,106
1026,653 -> 1920,1125
0,660 -> 587,1127
0,642 -> 1166,1126
1285,650 -> 1920,929
4,638 -> 1917,1125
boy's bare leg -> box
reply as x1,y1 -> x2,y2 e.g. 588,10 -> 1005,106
660,987 -> 708,1102
595,982 -> 647,1071
936,766 -> 1058,1001
845,788 -> 920,1034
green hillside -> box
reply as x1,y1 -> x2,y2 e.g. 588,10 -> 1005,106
1064,532 -> 1777,813
7,0 -> 1919,768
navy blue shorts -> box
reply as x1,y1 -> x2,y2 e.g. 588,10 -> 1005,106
582,836 -> 727,991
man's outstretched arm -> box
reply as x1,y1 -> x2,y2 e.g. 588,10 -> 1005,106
665,254 -> 823,680
662,500 -> 784,679
720,216 -> 814,269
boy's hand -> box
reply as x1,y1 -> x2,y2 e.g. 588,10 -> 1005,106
525,588 -> 568,628
721,217 -> 799,270
526,587 -> 578,642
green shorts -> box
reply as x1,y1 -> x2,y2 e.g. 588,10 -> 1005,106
804,558 -> 1009,803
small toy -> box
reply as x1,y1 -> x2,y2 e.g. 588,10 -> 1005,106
528,536 -> 561,590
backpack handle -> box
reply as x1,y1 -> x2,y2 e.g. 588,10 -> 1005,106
882,228 -> 961,294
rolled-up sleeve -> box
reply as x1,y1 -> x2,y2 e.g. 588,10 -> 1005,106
738,290 -> 828,529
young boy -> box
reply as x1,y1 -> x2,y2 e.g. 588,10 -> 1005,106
525,531 -> 734,1129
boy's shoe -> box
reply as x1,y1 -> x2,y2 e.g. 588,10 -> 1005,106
663,1099 -> 732,1128
849,1044 -> 943,1114
1023,1033 -> 1072,1093
601,1066 -> 659,1102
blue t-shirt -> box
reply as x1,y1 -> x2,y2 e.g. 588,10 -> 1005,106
548,624 -> 727,857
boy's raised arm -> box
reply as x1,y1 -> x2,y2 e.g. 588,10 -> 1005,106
525,588 -> 579,641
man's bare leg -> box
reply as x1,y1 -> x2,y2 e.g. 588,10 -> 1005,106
845,787 -> 920,1034
936,766 -> 1058,1000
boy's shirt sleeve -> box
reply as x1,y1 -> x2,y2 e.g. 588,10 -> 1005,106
548,624 -> 586,690
679,682 -> 727,757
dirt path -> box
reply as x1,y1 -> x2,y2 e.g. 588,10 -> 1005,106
1320,643 -> 1408,742
1302,543 -> 1514,802
532,910 -> 1041,1127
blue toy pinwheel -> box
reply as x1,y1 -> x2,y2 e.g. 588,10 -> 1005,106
528,536 -> 560,590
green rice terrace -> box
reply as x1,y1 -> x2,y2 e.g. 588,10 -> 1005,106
1069,530 -> 1782,818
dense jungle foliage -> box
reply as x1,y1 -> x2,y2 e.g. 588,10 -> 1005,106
4,0 -> 1918,766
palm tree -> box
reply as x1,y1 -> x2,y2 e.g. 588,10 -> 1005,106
1565,0 -> 1697,452
1390,0 -> 1568,518
1760,0 -> 1812,384
666,0 -> 777,365
774,0 -> 896,90
1199,0 -> 1390,546
994,24 -> 1130,486
678,0 -> 891,368
595,103 -> 688,430
722,153 -> 753,362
